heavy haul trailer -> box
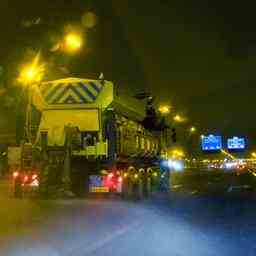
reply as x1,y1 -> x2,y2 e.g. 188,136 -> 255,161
34,77 -> 168,197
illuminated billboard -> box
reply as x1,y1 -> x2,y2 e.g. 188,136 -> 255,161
201,135 -> 222,151
227,137 -> 245,150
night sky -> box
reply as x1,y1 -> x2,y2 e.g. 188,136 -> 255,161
1,1 -> 256,144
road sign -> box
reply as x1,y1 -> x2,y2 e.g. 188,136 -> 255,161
202,135 -> 222,151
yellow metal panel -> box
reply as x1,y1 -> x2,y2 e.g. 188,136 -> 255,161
40,109 -> 99,131
39,109 -> 99,146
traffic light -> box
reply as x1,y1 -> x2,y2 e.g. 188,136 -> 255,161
171,128 -> 177,143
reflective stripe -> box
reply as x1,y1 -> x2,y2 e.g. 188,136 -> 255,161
50,86 -> 69,104
75,85 -> 95,102
89,81 -> 101,93
58,88 -> 88,104
44,83 -> 63,102
41,81 -> 103,104
63,95 -> 76,104
78,82 -> 96,101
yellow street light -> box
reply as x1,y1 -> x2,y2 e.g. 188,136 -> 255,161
170,149 -> 185,159
64,33 -> 83,52
158,105 -> 171,115
251,152 -> 256,158
26,68 -> 35,80
189,126 -> 196,133
18,53 -> 44,85
173,114 -> 185,123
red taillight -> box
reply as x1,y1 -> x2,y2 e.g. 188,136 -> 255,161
13,172 -> 19,178
23,176 -> 28,182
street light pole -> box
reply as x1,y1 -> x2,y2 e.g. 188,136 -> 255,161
25,83 -> 32,142
18,53 -> 44,143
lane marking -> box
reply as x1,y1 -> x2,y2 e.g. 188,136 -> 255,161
68,221 -> 141,256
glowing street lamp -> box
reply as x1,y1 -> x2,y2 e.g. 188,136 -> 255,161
173,114 -> 185,123
19,66 -> 40,84
251,152 -> 256,158
18,54 -> 44,85
170,149 -> 185,159
24,67 -> 35,81
189,126 -> 196,133
64,33 -> 83,52
158,105 -> 171,115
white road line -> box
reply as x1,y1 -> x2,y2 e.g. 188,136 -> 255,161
69,221 -> 141,256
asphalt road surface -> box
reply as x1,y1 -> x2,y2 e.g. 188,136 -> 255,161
1,193 -> 256,256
